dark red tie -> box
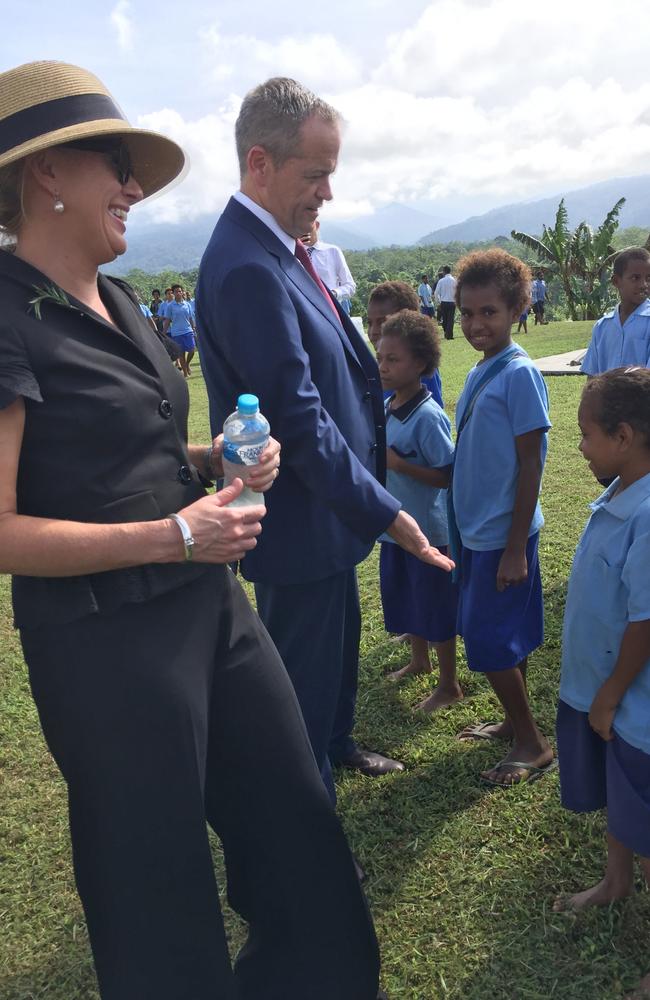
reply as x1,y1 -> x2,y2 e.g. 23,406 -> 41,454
294,240 -> 340,321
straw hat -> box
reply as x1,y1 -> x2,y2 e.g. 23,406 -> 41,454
0,61 -> 186,199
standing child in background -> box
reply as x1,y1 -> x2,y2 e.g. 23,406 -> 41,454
554,368 -> 650,913
377,310 -> 462,713
517,305 -> 529,335
531,271 -> 547,325
368,281 -> 444,407
452,249 -> 554,785
581,248 -> 650,375
417,274 -> 435,317
163,283 -> 197,378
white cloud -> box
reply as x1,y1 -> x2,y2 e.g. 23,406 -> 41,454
199,23 -> 361,92
110,0 -> 134,53
375,0 -> 647,102
125,0 -> 650,228
135,100 -> 241,224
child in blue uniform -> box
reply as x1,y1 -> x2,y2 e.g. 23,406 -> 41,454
163,284 -> 196,378
452,249 -> 554,785
554,367 -> 650,912
377,310 -> 462,713
581,247 -> 650,375
367,281 -> 444,408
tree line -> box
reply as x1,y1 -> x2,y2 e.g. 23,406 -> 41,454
115,215 -> 649,324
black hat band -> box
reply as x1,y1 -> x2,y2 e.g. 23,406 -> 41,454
0,93 -> 128,157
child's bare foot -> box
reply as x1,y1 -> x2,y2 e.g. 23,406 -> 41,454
552,875 -> 634,912
480,739 -> 554,786
415,684 -> 463,713
387,661 -> 431,682
388,633 -> 410,644
458,720 -> 513,742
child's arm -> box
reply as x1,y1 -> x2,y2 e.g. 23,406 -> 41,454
496,428 -> 545,591
386,447 -> 451,488
589,620 -> 650,741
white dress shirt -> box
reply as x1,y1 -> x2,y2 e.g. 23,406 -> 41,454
308,240 -> 356,300
435,273 -> 457,303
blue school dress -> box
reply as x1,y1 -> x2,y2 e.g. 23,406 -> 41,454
379,387 -> 457,642
452,343 -> 550,671
557,474 -> 650,856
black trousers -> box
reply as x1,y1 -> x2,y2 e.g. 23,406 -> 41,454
440,301 -> 456,339
255,569 -> 361,804
22,566 -> 379,1000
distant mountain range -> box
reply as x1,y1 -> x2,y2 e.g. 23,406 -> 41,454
418,175 -> 650,245
106,174 -> 650,276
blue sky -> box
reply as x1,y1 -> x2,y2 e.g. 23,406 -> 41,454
3,0 -> 649,228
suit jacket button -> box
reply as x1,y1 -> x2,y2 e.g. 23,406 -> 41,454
362,391 -> 371,401
178,465 -> 193,484
370,444 -> 378,454
159,399 -> 173,418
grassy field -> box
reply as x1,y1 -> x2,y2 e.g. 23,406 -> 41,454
1,321 -> 649,999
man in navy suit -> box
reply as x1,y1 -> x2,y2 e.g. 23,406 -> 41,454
196,77 -> 453,805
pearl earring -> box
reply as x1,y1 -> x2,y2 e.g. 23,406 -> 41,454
53,194 -> 65,214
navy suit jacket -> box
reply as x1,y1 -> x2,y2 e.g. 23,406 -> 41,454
196,197 -> 401,585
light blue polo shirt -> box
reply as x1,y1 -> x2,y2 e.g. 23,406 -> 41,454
139,303 -> 153,319
166,300 -> 194,338
418,283 -> 433,308
531,279 -> 546,303
452,342 -> 550,551
560,474 -> 650,754
381,388 -> 454,547
581,299 -> 650,374
157,300 -> 170,320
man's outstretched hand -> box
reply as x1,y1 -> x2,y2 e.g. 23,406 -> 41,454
387,511 -> 455,571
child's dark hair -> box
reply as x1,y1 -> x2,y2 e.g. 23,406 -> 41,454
454,248 -> 532,313
369,280 -> 420,313
612,247 -> 650,278
378,309 -> 441,376
582,367 -> 650,445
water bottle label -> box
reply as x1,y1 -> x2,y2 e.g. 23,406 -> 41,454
223,441 -> 267,466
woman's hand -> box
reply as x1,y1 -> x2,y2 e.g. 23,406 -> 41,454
174,480 -> 265,563
209,435 -> 281,492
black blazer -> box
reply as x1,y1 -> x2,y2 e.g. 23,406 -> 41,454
0,251 -> 208,629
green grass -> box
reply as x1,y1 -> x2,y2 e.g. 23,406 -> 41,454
2,321 -> 648,999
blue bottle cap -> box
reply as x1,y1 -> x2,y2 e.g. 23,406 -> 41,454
237,393 -> 259,414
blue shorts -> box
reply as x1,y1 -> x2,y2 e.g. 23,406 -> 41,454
172,332 -> 195,352
457,533 -> 543,671
557,700 -> 650,858
380,542 -> 457,643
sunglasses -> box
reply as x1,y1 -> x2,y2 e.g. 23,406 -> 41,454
61,138 -> 133,185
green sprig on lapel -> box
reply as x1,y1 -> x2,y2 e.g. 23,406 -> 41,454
29,283 -> 76,320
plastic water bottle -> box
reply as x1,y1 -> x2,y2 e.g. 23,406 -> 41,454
222,394 -> 270,508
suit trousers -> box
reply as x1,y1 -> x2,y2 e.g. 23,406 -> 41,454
22,566 -> 379,1000
255,569 -> 361,804
440,301 -> 456,339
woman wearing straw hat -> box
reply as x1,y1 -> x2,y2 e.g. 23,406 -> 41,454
0,62 -> 380,1000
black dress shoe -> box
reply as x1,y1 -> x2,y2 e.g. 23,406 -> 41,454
340,746 -> 405,777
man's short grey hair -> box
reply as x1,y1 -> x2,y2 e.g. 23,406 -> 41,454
235,77 -> 342,176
